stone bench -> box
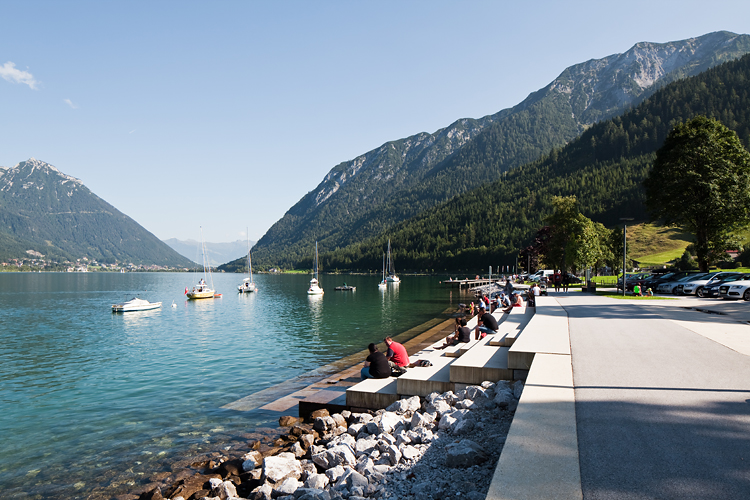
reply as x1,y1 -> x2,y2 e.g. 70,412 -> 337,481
492,306 -> 534,347
449,334 -> 512,385
396,348 -> 457,397
345,376 -> 399,410
508,297 -> 570,371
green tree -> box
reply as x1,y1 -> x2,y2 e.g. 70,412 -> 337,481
542,196 -> 609,272
644,116 -> 750,271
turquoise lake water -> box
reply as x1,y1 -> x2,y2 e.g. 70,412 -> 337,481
0,272 -> 460,499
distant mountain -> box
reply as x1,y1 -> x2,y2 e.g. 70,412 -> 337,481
0,158 -> 195,267
236,31 -> 750,271
318,52 -> 750,271
162,238 -> 252,267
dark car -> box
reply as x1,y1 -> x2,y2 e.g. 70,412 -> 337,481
641,271 -> 701,293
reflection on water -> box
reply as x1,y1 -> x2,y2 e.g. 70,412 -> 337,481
0,272 -> 455,500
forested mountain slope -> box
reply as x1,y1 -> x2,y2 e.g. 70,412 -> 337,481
232,31 -> 750,271
316,53 -> 750,272
0,159 -> 195,267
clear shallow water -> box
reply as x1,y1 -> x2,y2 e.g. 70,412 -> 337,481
0,272 -> 458,499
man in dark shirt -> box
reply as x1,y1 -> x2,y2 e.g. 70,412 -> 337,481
438,318 -> 472,349
474,305 -> 499,339
361,343 -> 390,380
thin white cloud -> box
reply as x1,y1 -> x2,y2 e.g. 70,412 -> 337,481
64,99 -> 77,109
129,129 -> 136,134
0,61 -> 39,90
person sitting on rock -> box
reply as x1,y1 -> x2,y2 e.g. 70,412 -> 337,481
473,304 -> 499,339
361,343 -> 390,380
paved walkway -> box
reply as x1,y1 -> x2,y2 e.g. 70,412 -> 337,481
555,292 -> 750,499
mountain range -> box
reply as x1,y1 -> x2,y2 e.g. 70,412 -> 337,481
228,31 -> 750,271
0,159 -> 194,267
162,238 -> 253,267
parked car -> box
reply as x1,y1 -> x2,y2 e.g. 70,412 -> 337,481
719,279 -> 750,300
617,272 -> 653,292
642,271 -> 700,293
702,273 -> 750,298
680,272 -> 739,297
656,273 -> 711,294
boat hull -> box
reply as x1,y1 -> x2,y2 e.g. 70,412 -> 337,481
112,300 -> 162,312
186,290 -> 216,300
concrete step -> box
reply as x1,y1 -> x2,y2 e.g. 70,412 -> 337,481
449,341 -> 512,385
508,297 -> 570,370
397,352 -> 456,397
345,377 -> 398,410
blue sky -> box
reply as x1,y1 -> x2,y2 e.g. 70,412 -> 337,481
1,1 -> 749,243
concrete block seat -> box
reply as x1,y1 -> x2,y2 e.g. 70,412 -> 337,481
493,306 -> 534,347
345,376 -> 399,410
397,347 -> 457,397
508,296 -> 571,370
449,334 -> 513,385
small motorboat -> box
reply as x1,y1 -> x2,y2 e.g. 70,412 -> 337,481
335,284 -> 356,291
112,298 -> 162,313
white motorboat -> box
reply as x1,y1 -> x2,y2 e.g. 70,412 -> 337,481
238,230 -> 257,293
112,298 -> 162,312
307,241 -> 324,295
385,239 -> 400,283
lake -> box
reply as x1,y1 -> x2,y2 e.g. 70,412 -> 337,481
0,272 -> 462,499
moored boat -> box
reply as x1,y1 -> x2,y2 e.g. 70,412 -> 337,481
112,298 -> 162,312
238,230 -> 257,293
386,239 -> 400,283
187,228 -> 218,299
335,284 -> 356,291
307,241 -> 324,295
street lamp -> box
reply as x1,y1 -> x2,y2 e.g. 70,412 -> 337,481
620,218 -> 633,296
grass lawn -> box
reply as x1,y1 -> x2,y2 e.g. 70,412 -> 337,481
595,291 -> 677,300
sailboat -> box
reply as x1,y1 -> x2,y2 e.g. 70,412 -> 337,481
378,253 -> 387,288
238,230 -> 256,293
186,228 -> 218,299
307,241 -> 324,295
385,239 -> 400,283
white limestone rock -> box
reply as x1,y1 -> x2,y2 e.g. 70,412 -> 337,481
331,413 -> 347,428
355,435 -> 378,456
274,477 -> 302,496
262,454 -> 303,483
313,415 -> 336,433
445,439 -> 489,468
426,398 -> 452,415
410,411 -> 434,429
242,451 -> 263,471
347,423 -> 364,436
250,482 -> 273,500
327,432 -> 356,449
300,434 -> 315,449
378,411 -> 402,434
304,472 -> 330,490
494,388 -> 514,408
325,464 -> 346,483
464,385 -> 488,401
400,444 -> 420,461
312,444 -> 356,469
513,380 -> 525,399
291,441 -> 306,458
350,413 -> 373,425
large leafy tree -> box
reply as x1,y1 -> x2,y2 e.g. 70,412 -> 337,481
644,116 -> 750,271
542,196 -> 609,273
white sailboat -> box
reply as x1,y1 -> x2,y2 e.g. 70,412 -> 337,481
307,241 -> 324,295
186,228 -> 218,299
385,239 -> 400,283
378,253 -> 387,288
238,230 -> 256,293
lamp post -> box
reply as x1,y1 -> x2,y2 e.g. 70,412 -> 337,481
620,218 -> 633,296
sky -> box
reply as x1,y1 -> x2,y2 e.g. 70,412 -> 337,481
1,1 -> 749,244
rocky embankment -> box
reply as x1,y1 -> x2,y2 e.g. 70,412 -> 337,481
137,379 -> 522,500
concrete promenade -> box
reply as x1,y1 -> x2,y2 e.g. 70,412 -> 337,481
561,292 -> 750,499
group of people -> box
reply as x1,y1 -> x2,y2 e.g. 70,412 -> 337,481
550,270 -> 571,293
361,337 -> 410,380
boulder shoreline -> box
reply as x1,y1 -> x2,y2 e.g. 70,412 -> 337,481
134,380 -> 521,500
